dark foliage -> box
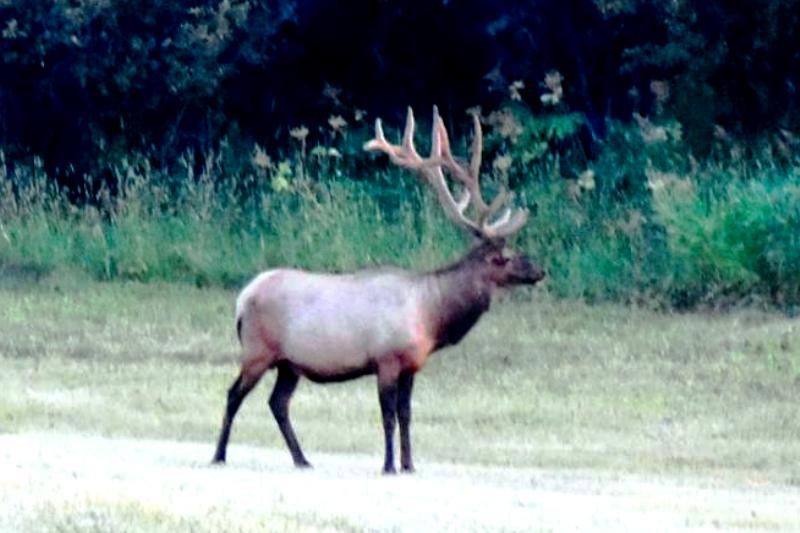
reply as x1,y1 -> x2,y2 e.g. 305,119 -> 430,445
1,0 -> 799,186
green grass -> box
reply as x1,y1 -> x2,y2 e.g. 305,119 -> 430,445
1,271 -> 798,484
3,145 -> 800,308
0,169 -> 464,289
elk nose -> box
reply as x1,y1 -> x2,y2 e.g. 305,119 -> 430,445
517,257 -> 545,284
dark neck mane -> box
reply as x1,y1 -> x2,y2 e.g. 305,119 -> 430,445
422,258 -> 493,351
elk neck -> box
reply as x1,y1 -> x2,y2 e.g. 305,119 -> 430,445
419,256 -> 494,352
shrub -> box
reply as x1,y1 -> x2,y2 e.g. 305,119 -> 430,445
651,171 -> 800,306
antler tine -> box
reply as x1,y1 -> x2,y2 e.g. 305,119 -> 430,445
483,207 -> 529,239
429,106 -> 443,159
374,118 -> 386,144
364,118 -> 387,151
402,107 -> 418,156
428,107 -> 469,211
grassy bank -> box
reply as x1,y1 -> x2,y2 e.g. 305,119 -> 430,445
2,139 -> 800,309
1,273 -> 798,483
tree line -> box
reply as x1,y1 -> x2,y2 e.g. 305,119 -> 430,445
1,0 -> 798,186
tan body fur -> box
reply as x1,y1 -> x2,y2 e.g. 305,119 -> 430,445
236,269 -> 435,384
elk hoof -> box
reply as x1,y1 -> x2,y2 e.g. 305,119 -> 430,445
382,466 -> 397,475
294,459 -> 313,469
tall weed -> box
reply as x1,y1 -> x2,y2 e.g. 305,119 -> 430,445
651,171 -> 800,306
2,116 -> 800,309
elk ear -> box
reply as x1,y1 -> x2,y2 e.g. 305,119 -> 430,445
490,254 -> 509,266
488,249 -> 509,266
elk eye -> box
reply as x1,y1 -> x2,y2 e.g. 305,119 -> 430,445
490,254 -> 509,266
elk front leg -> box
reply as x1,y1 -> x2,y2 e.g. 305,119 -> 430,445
377,359 -> 404,475
378,377 -> 399,475
213,373 -> 259,463
397,370 -> 415,473
269,362 -> 312,468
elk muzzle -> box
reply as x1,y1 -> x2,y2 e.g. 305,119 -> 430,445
506,255 -> 546,285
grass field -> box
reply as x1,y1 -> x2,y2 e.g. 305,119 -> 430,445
1,269 -> 799,530
2,268 -> 798,477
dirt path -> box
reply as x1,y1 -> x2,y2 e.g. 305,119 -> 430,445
1,432 -> 798,532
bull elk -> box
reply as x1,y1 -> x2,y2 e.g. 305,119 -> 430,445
212,107 -> 545,474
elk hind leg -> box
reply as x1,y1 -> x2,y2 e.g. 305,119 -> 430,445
269,362 -> 311,468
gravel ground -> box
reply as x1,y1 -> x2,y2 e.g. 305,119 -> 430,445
1,432 -> 798,532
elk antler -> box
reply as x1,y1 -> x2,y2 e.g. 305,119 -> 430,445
364,107 -> 528,240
